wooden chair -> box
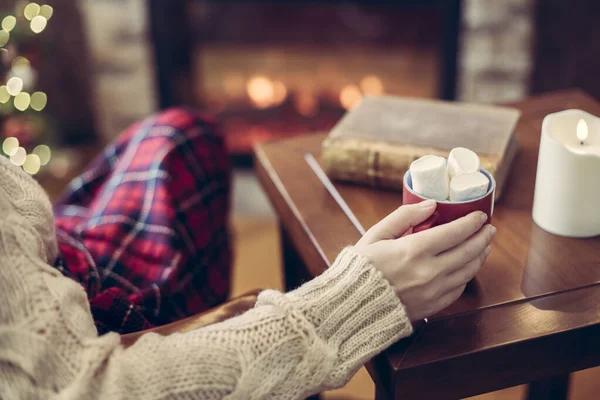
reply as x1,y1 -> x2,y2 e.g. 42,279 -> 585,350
121,289 -> 261,348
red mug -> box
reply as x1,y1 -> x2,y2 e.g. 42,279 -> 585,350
402,168 -> 496,233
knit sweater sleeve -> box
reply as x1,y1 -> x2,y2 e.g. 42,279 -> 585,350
0,158 -> 413,400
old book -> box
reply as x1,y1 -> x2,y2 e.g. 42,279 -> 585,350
321,96 -> 521,200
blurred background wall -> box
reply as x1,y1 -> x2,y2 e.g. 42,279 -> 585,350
14,0 -> 599,175
458,0 -> 534,103
5,0 -> 600,175
78,0 -> 537,164
77,0 -> 156,144
0,0 -> 598,200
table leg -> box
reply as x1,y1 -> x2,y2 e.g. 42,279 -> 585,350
375,388 -> 388,400
279,224 -> 320,400
526,374 -> 570,400
280,224 -> 313,292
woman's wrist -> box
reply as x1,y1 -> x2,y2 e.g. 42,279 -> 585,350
267,247 -> 413,387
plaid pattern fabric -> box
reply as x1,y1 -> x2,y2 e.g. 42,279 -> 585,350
53,108 -> 232,335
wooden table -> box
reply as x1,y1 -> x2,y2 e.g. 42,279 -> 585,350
254,89 -> 600,400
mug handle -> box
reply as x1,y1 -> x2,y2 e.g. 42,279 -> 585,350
412,211 -> 440,234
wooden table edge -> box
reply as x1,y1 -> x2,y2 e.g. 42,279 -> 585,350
254,144 -> 331,275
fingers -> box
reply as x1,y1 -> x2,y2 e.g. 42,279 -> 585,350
440,245 -> 490,291
362,200 -> 437,244
436,225 -> 496,275
408,211 -> 488,255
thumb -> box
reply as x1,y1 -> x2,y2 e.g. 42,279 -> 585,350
363,200 -> 437,243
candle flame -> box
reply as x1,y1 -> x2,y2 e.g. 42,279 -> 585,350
577,118 -> 588,142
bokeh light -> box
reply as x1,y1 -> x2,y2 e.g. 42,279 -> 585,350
339,85 -> 362,110
272,81 -> 287,105
0,30 -> 10,47
14,92 -> 30,111
2,137 -> 19,156
10,65 -> 36,90
23,153 -> 40,174
246,75 -> 274,109
39,4 -> 53,20
33,144 -> 50,165
30,91 -> 46,111
0,48 -> 9,65
10,146 -> 26,166
6,77 -> 23,96
49,153 -> 70,178
0,86 -> 10,103
360,75 -> 384,96
24,3 -> 40,20
30,15 -> 46,33
2,16 -> 16,32
12,56 -> 30,69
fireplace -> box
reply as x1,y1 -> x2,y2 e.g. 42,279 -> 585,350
149,0 -> 461,164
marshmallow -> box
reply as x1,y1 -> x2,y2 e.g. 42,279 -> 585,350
449,171 -> 490,202
447,147 -> 481,180
409,155 -> 449,201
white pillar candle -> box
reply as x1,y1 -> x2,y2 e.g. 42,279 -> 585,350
449,171 -> 490,202
409,155 -> 449,201
532,109 -> 600,237
447,147 -> 481,180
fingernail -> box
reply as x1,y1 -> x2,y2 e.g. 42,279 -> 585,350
420,199 -> 436,208
485,246 -> 491,257
479,212 -> 488,223
489,225 -> 497,236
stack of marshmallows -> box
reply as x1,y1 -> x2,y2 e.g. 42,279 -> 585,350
409,147 -> 490,202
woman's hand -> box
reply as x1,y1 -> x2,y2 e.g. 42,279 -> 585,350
354,200 -> 495,321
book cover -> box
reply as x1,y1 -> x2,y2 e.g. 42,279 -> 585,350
322,96 -> 521,199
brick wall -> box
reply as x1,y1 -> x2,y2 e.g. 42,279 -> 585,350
76,0 -> 157,142
458,0 -> 535,103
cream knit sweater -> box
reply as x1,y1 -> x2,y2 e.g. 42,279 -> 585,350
0,157 -> 413,399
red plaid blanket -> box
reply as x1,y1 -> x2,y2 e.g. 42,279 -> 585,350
53,108 -> 232,335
